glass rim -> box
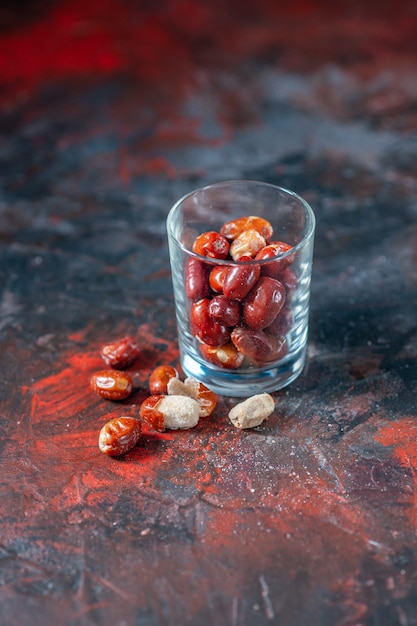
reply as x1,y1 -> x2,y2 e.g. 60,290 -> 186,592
166,179 -> 316,265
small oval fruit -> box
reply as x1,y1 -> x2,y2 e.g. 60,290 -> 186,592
222,256 -> 261,301
220,216 -> 273,241
99,416 -> 142,456
192,231 -> 229,259
100,336 -> 141,369
200,342 -> 245,369
228,393 -> 275,429
231,327 -> 287,363
190,299 -> 230,346
184,377 -> 217,417
265,306 -> 293,336
90,370 -> 134,401
208,295 -> 241,327
167,376 -> 217,417
140,395 -> 200,431
277,268 -> 297,293
243,276 -> 286,330
185,258 -> 211,301
256,241 -> 293,277
149,365 -> 179,395
229,229 -> 266,261
209,265 -> 228,293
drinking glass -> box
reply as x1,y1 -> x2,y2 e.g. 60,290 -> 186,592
166,180 -> 315,397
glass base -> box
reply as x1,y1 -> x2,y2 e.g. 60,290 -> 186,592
181,346 -> 307,397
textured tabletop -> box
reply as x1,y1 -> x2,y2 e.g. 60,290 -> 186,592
1,1 -> 417,625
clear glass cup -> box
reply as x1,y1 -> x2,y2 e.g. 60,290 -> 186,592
166,180 -> 315,397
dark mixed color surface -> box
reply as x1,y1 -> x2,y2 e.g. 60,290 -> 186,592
1,1 -> 417,624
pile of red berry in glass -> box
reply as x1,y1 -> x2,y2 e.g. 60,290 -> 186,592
185,215 -> 297,369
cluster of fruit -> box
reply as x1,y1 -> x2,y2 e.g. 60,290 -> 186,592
185,215 -> 296,368
89,335 -> 276,457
